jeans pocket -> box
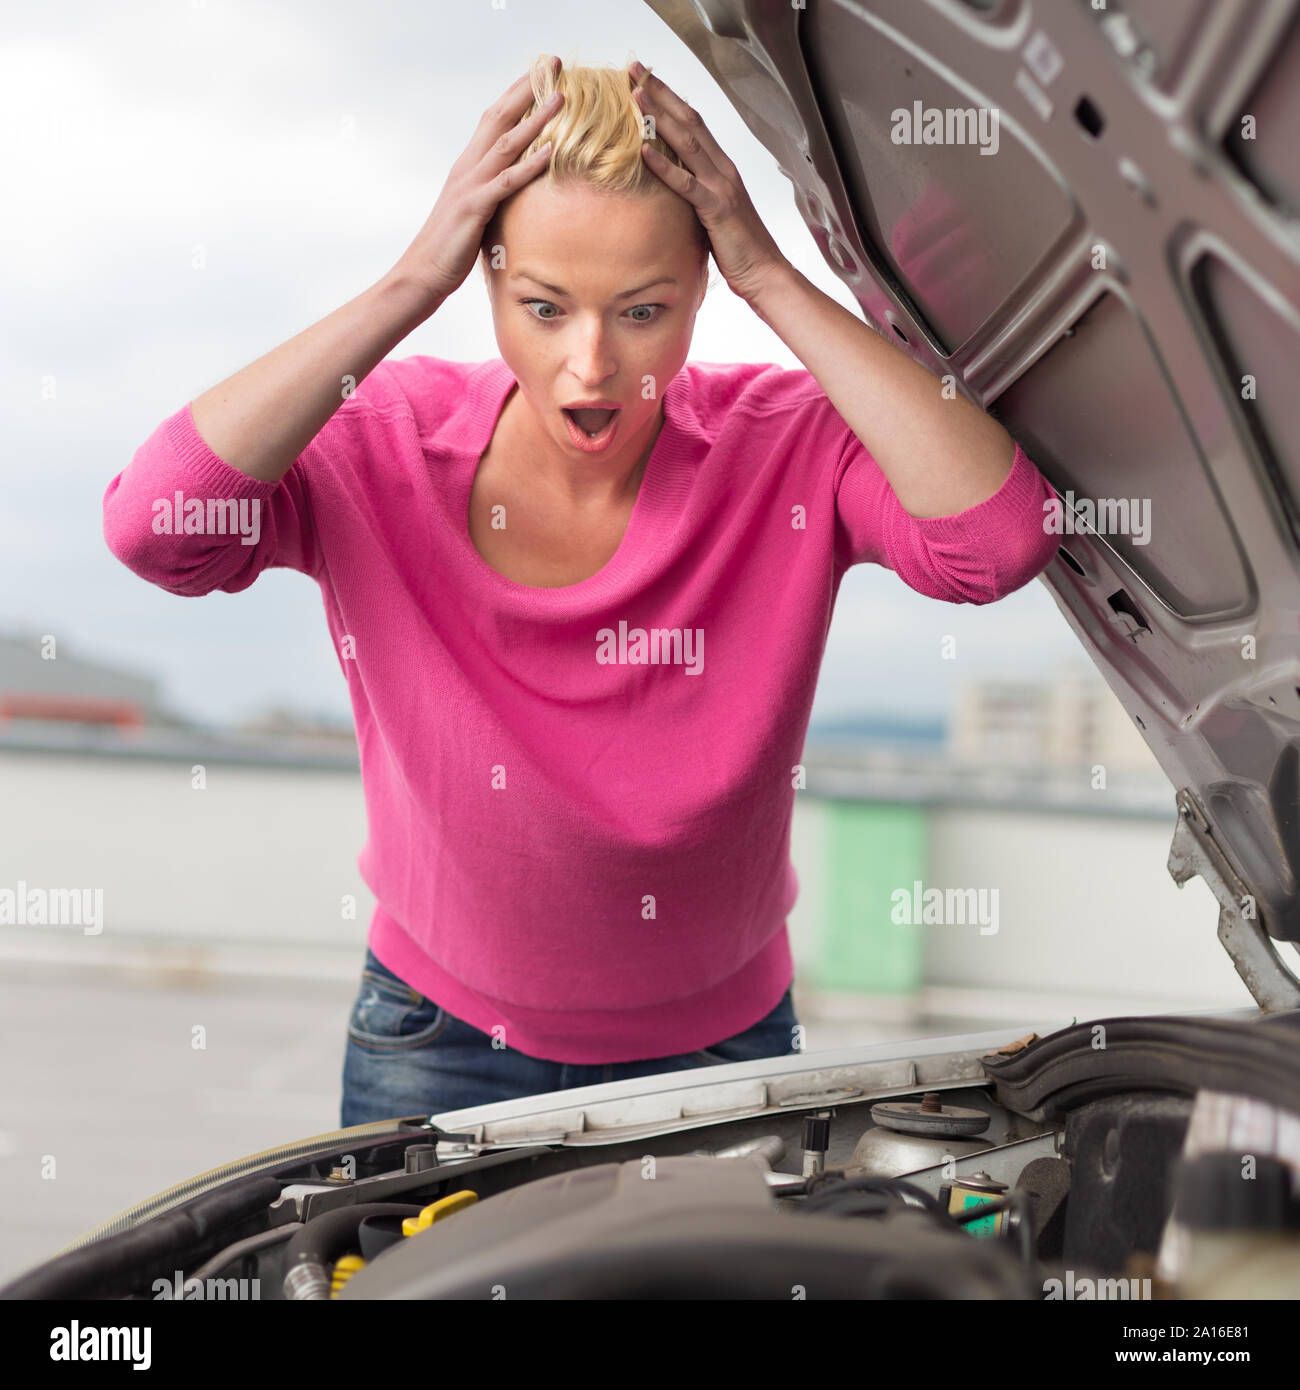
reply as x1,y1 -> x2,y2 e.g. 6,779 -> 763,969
347,958 -> 450,1052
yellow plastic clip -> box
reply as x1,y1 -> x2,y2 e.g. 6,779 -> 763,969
401,1189 -> 478,1237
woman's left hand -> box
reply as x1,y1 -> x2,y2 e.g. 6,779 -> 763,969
630,60 -> 791,306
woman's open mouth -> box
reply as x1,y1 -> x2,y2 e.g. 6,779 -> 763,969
561,405 -> 621,453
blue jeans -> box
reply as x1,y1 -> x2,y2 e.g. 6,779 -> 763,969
340,946 -> 800,1127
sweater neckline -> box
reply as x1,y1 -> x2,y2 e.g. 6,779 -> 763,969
450,358 -> 702,606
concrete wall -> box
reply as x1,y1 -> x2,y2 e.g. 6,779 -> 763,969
923,803 -> 1252,1007
0,745 -> 1263,1013
0,748 -> 374,951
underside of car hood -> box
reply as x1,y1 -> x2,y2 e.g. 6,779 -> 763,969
646,0 -> 1300,1005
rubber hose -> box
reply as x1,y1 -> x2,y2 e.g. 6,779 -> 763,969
282,1202 -> 425,1301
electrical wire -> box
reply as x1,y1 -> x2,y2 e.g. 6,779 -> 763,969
796,1172 -> 1036,1268
186,1222 -> 304,1285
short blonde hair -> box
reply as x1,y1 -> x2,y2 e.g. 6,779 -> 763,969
522,52 -> 690,192
483,53 -> 710,258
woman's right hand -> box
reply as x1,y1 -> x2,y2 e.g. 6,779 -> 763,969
391,60 -> 563,305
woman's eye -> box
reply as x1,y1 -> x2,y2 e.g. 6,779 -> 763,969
518,299 -> 664,323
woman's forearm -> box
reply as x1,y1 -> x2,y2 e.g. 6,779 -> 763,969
746,260 -> 1018,519
189,268 -> 443,483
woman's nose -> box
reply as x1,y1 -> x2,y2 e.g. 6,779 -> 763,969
566,320 -> 616,384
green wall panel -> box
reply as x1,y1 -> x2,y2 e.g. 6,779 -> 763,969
817,800 -> 928,995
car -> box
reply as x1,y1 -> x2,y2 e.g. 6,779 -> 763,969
5,0 -> 1299,1303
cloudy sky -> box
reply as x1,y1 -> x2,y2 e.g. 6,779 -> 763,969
1,0 -> 1089,731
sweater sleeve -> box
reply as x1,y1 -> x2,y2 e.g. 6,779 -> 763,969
102,400 -> 323,597
832,419 -> 1062,605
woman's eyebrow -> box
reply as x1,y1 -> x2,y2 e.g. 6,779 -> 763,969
513,272 -> 678,299
613,276 -> 678,299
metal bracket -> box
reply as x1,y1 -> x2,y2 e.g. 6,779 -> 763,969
1167,788 -> 1300,1013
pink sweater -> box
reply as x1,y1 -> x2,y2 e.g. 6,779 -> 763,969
103,356 -> 1060,1062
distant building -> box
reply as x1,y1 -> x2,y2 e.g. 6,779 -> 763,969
235,706 -> 356,745
948,665 -> 1162,773
0,631 -> 171,728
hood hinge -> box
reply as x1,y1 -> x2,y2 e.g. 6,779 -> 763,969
1168,788 -> 1300,1013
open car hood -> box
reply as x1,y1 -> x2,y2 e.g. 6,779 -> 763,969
647,0 -> 1300,1008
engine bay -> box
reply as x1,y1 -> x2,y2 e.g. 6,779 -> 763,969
8,1013 -> 1300,1301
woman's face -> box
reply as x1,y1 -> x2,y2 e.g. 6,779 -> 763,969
483,177 -> 708,464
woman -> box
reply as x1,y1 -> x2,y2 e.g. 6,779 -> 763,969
102,56 -> 1060,1126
